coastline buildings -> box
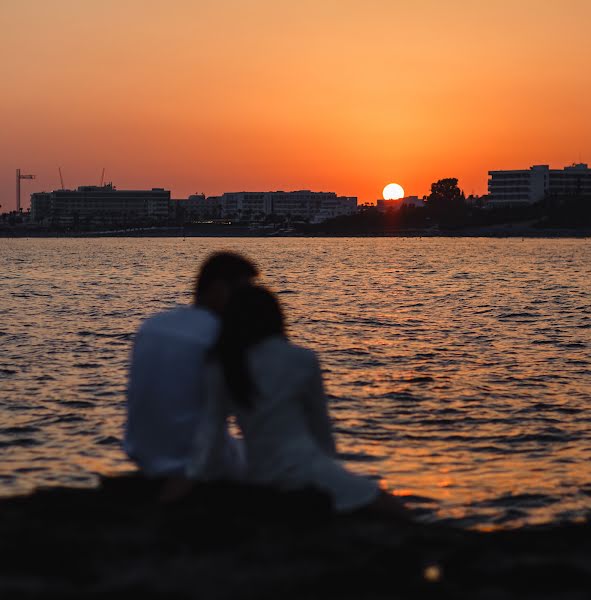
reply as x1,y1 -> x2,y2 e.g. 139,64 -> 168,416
312,194 -> 358,222
171,194 -> 221,220
25,163 -> 587,227
29,185 -> 356,225
488,163 -> 591,207
30,184 -> 170,225
219,191 -> 356,221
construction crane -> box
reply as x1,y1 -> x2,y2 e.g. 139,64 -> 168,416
100,168 -> 105,187
16,169 -> 35,213
58,167 -> 65,190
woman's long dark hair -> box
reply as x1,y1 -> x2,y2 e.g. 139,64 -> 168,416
212,284 -> 286,408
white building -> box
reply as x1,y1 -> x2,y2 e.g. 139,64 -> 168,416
220,190 -> 357,221
488,163 -> 591,207
221,192 -> 268,219
172,194 -> 221,220
30,184 -> 170,225
311,195 -> 357,222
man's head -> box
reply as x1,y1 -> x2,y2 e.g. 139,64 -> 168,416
194,252 -> 259,314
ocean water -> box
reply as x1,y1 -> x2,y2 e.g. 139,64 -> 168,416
1,237 -> 590,529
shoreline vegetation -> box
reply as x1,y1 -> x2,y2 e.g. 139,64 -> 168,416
2,475 -> 590,598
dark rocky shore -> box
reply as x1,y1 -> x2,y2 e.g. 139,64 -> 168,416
1,476 -> 590,599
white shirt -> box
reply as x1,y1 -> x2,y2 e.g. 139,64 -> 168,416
191,336 -> 379,512
125,306 -> 244,479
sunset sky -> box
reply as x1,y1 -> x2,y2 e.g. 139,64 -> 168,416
1,0 -> 590,209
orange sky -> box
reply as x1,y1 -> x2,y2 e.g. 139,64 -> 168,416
1,0 -> 590,209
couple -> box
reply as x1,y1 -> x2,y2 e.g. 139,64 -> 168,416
125,252 -> 408,515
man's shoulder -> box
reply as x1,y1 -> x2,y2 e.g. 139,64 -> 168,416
137,306 -> 219,340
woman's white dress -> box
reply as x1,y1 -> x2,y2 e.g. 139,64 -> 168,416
188,336 -> 379,512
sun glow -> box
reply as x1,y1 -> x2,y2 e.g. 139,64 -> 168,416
383,183 -> 405,200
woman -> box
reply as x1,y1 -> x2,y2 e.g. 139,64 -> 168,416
189,284 -> 410,515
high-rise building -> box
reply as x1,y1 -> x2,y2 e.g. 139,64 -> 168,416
488,164 -> 591,207
221,192 -> 268,219
30,184 -> 170,225
219,190 -> 357,220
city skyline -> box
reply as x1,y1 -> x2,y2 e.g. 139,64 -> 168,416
2,0 -> 590,209
10,159 -> 589,215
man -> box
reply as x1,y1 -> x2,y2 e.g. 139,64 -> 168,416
124,252 -> 259,486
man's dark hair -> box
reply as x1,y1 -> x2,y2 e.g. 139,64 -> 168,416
194,252 -> 259,304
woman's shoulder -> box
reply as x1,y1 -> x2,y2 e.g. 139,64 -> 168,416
254,336 -> 317,361
249,337 -> 320,378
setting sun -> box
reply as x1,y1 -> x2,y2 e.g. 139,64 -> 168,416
383,183 -> 405,200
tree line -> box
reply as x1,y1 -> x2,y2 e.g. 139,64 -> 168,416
303,177 -> 590,233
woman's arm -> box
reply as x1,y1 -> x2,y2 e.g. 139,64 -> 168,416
301,353 -> 337,456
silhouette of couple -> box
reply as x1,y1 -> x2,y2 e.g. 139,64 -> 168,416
125,252 -> 408,516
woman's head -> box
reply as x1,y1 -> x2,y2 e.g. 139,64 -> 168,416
221,284 -> 285,346
214,285 -> 286,407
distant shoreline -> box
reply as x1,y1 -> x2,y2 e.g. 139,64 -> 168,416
1,227 -> 590,239
2,216 -> 591,240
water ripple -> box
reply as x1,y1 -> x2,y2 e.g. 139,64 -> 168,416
0,237 -> 590,529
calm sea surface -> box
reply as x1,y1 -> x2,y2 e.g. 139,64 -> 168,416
1,237 -> 590,529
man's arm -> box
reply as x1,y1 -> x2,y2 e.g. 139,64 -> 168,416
186,362 -> 232,480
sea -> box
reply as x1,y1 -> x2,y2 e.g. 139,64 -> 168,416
1,237 -> 590,529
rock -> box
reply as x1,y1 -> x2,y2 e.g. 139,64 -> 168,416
1,475 -> 590,598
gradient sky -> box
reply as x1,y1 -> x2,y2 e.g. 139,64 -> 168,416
1,0 -> 590,209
